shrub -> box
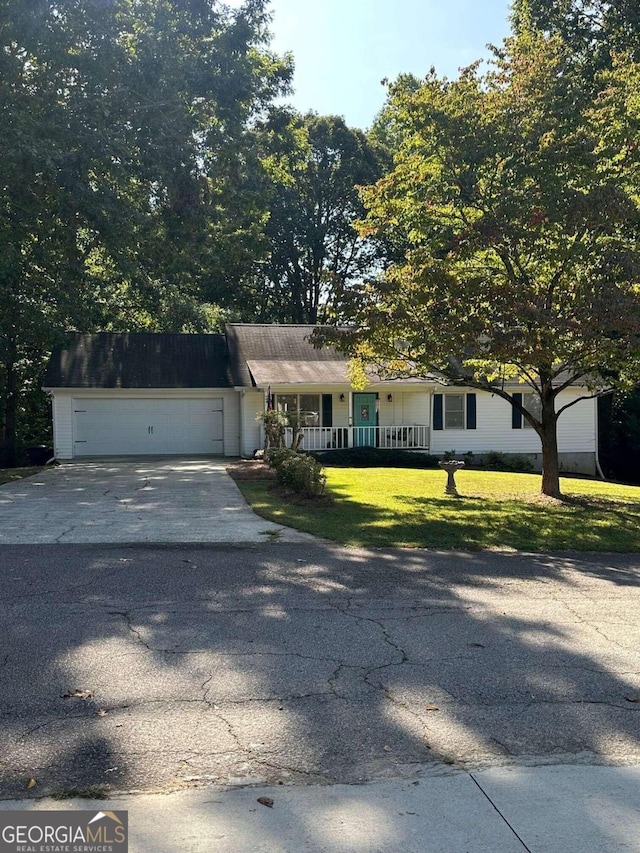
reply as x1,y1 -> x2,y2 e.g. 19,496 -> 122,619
262,409 -> 286,449
443,450 -> 475,466
441,449 -> 533,473
265,447 -> 291,471
482,451 -> 534,473
266,449 -> 326,497
311,447 -> 440,468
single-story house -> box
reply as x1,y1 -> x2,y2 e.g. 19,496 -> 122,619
43,324 -> 598,474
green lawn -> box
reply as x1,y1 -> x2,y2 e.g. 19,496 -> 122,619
0,467 -> 44,486
235,467 -> 640,551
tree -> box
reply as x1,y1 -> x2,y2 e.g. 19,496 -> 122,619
511,0 -> 640,76
0,0 -> 291,465
511,0 -> 640,472
324,31 -> 640,497
252,113 -> 387,324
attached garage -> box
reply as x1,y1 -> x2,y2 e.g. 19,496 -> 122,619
72,397 -> 224,456
44,332 -> 239,459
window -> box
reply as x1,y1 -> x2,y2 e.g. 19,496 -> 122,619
277,394 -> 298,424
522,392 -> 541,429
433,393 -> 476,430
276,393 -> 320,427
445,394 -> 465,429
300,394 -> 320,427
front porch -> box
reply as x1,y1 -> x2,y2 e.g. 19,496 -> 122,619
284,425 -> 430,452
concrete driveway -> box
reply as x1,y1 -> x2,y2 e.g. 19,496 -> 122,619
0,459 -> 310,544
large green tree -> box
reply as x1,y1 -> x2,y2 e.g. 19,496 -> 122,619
327,30 -> 640,497
512,0 -> 640,476
252,113 -> 387,324
0,0 -> 290,464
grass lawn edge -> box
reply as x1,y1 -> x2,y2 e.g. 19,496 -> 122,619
230,466 -> 640,553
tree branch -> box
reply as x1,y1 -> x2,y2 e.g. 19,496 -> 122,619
555,388 -> 611,418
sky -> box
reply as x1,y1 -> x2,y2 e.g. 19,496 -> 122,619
250,0 -> 514,129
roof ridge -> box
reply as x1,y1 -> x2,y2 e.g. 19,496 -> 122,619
226,323 -> 326,328
69,331 -> 224,337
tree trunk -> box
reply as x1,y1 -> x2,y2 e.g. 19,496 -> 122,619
540,384 -> 561,497
1,349 -> 18,468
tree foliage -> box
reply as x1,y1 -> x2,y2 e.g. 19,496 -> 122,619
326,30 -> 640,496
0,0 -> 290,464
511,0 -> 640,81
252,112 -> 387,323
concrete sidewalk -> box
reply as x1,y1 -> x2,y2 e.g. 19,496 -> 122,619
2,764 -> 639,852
0,460 -> 311,544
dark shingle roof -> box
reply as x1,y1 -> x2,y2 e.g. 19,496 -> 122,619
226,324 -> 345,387
44,326 -> 438,390
43,333 -> 233,389
225,324 -> 434,386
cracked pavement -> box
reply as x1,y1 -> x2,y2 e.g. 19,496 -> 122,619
0,460 -> 312,544
1,543 -> 640,800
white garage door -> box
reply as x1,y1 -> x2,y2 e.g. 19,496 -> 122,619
73,398 -> 224,456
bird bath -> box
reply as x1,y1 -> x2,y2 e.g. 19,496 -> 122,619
438,460 -> 465,496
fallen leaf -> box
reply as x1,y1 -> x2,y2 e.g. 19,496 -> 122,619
61,689 -> 93,700
625,696 -> 640,703
469,643 -> 485,648
26,778 -> 37,789
425,705 -> 439,712
257,796 -> 274,808
97,708 -> 108,717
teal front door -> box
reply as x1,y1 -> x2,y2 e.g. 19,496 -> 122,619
353,393 -> 377,447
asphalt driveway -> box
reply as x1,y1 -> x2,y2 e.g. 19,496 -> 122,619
0,459 -> 310,544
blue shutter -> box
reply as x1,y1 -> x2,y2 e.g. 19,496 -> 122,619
512,393 -> 523,429
322,394 -> 333,428
466,393 -> 477,429
433,394 -> 443,430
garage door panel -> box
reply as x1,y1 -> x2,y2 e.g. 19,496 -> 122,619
73,398 -> 225,456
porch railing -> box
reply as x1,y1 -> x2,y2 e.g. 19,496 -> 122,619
282,425 -> 430,452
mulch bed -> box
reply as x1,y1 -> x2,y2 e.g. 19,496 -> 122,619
227,459 -> 333,506
226,460 -> 276,482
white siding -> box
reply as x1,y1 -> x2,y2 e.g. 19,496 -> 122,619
51,393 -> 74,459
52,383 -> 596,461
555,389 -> 597,452
379,391 -> 429,427
223,392 -> 240,457
430,388 -> 596,454
241,389 -> 264,457
401,391 -> 430,427
333,394 -> 349,426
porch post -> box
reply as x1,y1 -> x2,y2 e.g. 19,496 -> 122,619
348,392 -> 353,448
